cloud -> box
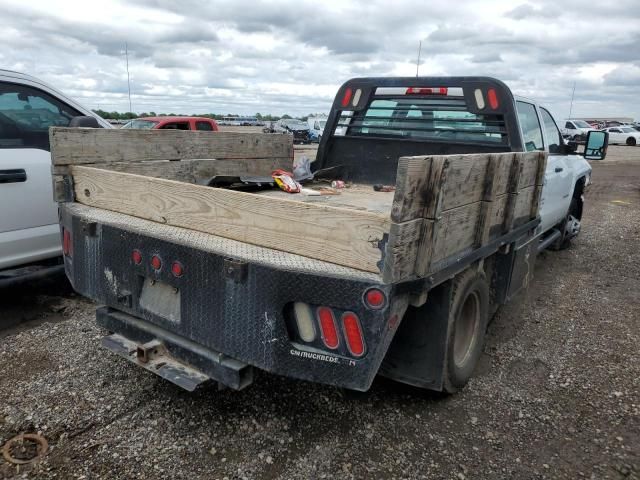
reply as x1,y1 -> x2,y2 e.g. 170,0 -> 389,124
505,3 -> 560,20
0,0 -> 636,120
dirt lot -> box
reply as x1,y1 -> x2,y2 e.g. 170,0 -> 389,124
0,146 -> 638,479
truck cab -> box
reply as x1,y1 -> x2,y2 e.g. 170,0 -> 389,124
514,97 -> 592,237
0,69 -> 111,286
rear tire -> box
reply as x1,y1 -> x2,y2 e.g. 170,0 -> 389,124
627,137 -> 637,146
442,270 -> 490,394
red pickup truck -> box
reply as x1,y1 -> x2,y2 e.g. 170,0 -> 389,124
122,116 -> 219,131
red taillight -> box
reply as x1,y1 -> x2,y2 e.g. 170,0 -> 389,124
364,288 -> 386,309
171,261 -> 184,277
342,312 -> 364,357
151,255 -> 162,270
341,87 -> 353,107
317,307 -> 339,349
62,229 -> 72,258
132,249 -> 142,265
487,88 -> 499,110
406,87 -> 447,95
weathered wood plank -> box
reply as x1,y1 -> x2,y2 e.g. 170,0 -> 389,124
392,152 -> 541,222
518,151 -> 546,189
423,156 -> 449,219
430,202 -> 483,264
414,218 -> 438,277
440,154 -> 489,210
488,193 -> 509,237
56,157 -> 292,182
50,128 -> 292,165
391,156 -> 431,222
513,185 -> 537,226
475,154 -> 502,247
382,218 -> 431,283
70,166 -> 390,273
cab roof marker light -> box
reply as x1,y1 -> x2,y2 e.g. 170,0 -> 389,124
406,87 -> 448,95
487,88 -> 499,110
352,88 -> 362,107
293,302 -> 316,343
341,87 -> 353,107
474,88 -> 485,109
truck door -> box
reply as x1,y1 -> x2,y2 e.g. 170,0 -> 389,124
539,107 -> 576,232
0,81 -> 82,267
516,101 -> 571,233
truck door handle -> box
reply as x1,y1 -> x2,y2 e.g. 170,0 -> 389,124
554,167 -> 563,173
0,169 -> 27,183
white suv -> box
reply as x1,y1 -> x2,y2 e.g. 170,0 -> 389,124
0,70 -> 111,286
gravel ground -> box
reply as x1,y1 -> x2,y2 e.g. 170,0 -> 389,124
0,147 -> 638,479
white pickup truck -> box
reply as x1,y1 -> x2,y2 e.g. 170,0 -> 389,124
0,70 -> 111,287
560,119 -> 594,142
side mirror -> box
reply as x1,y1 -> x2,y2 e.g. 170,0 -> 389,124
583,130 -> 608,160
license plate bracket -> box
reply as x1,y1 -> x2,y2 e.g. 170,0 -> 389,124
139,278 -> 181,323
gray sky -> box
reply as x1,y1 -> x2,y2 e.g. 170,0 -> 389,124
1,0 -> 639,120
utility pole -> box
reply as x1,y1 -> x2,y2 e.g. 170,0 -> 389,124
125,42 -> 132,113
568,81 -> 576,119
416,40 -> 422,77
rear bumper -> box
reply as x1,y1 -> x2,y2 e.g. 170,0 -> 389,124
98,307 -> 253,391
61,204 -> 406,391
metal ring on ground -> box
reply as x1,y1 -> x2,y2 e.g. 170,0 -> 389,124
2,433 -> 49,465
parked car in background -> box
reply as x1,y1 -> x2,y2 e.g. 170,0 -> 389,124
273,118 -> 311,143
122,116 -> 219,131
0,69 -> 111,287
219,116 -> 262,126
561,119 -> 593,141
602,126 -> 640,146
307,116 -> 327,142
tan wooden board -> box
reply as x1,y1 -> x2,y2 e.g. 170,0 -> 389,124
256,184 -> 395,215
430,201 -> 484,265
54,157 -> 293,183
382,218 -> 432,283
390,156 -> 433,222
391,152 -> 545,222
57,142 -> 546,282
70,166 -> 390,273
50,127 -> 292,165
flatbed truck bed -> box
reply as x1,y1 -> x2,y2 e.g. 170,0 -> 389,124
51,76 -> 605,394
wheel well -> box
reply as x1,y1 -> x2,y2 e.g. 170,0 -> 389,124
571,176 -> 586,219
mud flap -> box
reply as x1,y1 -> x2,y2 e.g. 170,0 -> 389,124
378,281 -> 453,391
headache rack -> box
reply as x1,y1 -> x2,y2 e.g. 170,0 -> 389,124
314,76 -> 524,184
